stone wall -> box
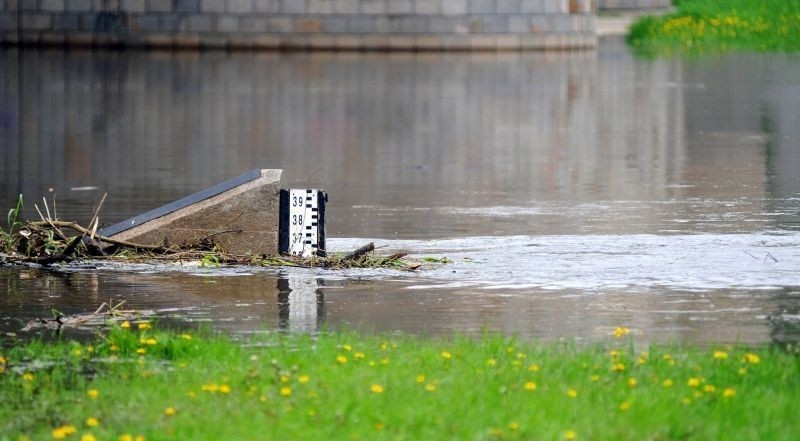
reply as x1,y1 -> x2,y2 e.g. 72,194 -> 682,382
0,0 -> 595,50
598,0 -> 671,11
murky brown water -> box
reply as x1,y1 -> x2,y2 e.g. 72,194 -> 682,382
1,37 -> 799,344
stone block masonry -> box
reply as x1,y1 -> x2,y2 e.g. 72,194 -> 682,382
0,0 -> 596,50
598,0 -> 671,10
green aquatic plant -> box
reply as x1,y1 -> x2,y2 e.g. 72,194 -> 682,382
6,194 -> 23,231
1,195 -> 23,253
200,252 -> 221,268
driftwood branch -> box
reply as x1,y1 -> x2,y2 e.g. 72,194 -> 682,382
30,220 -> 172,252
14,235 -> 82,265
342,242 -> 375,261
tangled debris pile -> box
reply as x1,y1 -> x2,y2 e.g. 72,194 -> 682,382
0,195 -> 423,271
21,300 -> 154,332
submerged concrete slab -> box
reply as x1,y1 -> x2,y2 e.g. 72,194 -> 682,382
100,169 -> 283,256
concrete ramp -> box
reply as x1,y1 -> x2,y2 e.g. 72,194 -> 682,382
100,169 -> 283,256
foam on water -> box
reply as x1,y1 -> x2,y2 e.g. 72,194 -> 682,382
330,232 -> 800,292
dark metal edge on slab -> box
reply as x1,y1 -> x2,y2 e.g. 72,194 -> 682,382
99,169 -> 263,237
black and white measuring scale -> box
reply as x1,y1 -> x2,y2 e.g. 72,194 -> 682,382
279,189 -> 327,258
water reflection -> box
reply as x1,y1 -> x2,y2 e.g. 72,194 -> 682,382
2,266 -> 798,345
277,277 -> 325,333
1,37 -> 799,344
2,42 -> 797,237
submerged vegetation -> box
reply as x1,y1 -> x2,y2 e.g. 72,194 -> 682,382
628,0 -> 800,54
1,326 -> 798,440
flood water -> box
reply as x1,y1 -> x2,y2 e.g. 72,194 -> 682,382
1,37 -> 799,344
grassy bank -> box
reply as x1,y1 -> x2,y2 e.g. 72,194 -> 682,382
1,326 -> 799,441
628,0 -> 800,53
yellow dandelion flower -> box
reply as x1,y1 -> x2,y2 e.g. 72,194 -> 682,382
738,367 -> 747,375
744,353 -> 760,364
662,354 -> 672,361
516,352 -> 527,359
73,349 -> 83,357
486,358 -> 497,367
136,348 -> 146,355
528,363 -> 540,372
298,375 -> 310,384
723,388 -> 736,398
51,425 -> 77,440
118,434 -> 133,441
620,401 -> 631,411
380,342 -> 388,351
614,327 -> 630,338
219,384 -> 231,394
135,436 -> 145,441
663,379 -> 674,388
280,375 -> 290,383
688,378 -> 701,387
202,383 -> 219,392
336,355 -> 347,364
380,357 -> 389,365
164,407 -> 177,416
145,338 -> 157,346
370,384 -> 384,394
567,388 -> 578,398
564,429 -> 577,440
508,421 -> 520,431
424,383 -> 437,392
524,381 -> 537,391
81,434 -> 97,441
440,351 -> 452,360
85,417 -> 99,427
109,344 -> 119,352
416,374 -> 426,383
120,321 -> 131,329
22,373 -> 34,381
180,333 -> 192,340
704,385 -> 716,394
138,322 -> 152,330
355,352 -> 365,360
609,350 -> 620,359
591,374 -> 600,382
628,378 -> 637,387
713,351 -> 728,360
280,386 -> 292,397
612,363 -> 625,372
0,355 -> 5,364
342,344 -> 352,351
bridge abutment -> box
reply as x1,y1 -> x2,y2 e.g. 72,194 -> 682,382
0,0 -> 596,50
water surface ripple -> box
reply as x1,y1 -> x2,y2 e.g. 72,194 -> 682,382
1,38 -> 799,344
